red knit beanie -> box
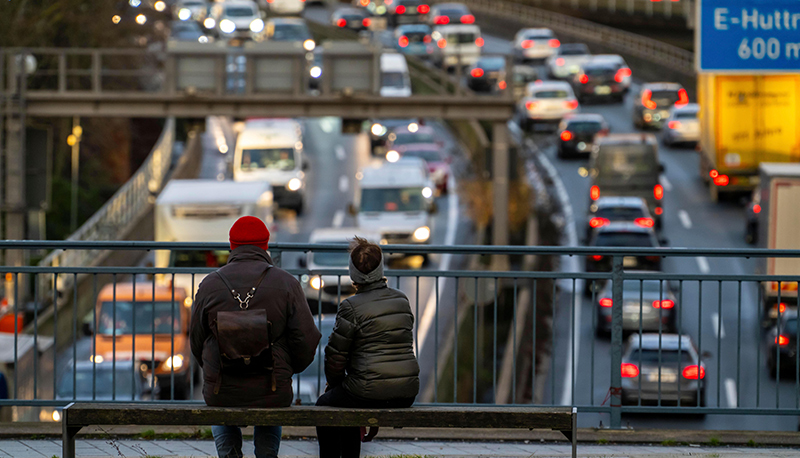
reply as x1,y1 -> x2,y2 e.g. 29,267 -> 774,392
229,216 -> 270,251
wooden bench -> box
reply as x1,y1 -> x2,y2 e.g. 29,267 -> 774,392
62,403 -> 577,458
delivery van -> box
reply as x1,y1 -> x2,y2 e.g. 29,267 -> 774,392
380,53 -> 412,97
431,24 -> 482,70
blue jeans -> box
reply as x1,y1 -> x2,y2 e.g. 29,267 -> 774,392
212,425 -> 281,458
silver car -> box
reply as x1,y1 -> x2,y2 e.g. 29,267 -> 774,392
621,333 -> 706,407
662,103 -> 700,147
596,278 -> 677,335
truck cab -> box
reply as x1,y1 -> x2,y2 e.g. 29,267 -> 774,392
431,24 -> 482,70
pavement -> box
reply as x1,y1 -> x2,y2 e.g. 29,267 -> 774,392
4,438 -> 800,458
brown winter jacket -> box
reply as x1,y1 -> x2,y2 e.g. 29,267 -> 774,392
190,245 -> 321,407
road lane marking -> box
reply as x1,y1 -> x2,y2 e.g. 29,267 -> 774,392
335,145 -> 346,161
332,210 -> 345,228
697,257 -> 710,274
338,175 -> 349,193
678,210 -> 692,229
660,175 -> 673,191
712,312 -> 726,339
725,378 -> 737,407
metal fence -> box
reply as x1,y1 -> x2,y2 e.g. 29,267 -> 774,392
2,241 -> 800,429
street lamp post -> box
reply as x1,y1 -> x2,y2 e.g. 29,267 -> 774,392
67,117 -> 82,233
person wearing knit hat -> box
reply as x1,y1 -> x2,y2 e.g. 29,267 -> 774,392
191,216 -> 321,458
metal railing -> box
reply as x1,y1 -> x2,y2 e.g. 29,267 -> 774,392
513,0 -> 693,21
2,241 -> 800,428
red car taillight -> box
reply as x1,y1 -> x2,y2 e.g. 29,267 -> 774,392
560,130 -> 573,141
590,185 -> 600,200
475,37 -> 484,47
635,217 -> 655,228
589,217 -> 609,228
521,39 -> 534,49
434,15 -> 449,24
599,298 -> 613,308
525,101 -> 537,110
396,4 -> 406,13
437,38 -> 447,48
621,363 -> 639,378
417,4 -> 429,13
461,14 -> 475,23
548,38 -> 560,48
777,335 -> 790,346
641,89 -> 657,110
675,88 -> 689,107
579,74 -> 589,84
682,365 -> 705,379
654,184 -> 664,201
668,120 -> 681,129
362,18 -> 371,27
591,255 -> 603,261
714,175 -> 730,186
654,207 -> 663,215
652,300 -> 674,309
556,57 -> 565,66
336,18 -> 347,27
398,35 -> 409,47
470,68 -> 484,78
563,99 -> 578,110
423,35 -> 431,43
753,204 -> 761,214
614,67 -> 631,83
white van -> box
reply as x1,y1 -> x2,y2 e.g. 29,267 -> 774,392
154,180 -> 274,295
349,158 -> 436,260
263,0 -> 305,15
380,53 -> 412,97
431,24 -> 482,70
233,118 -> 307,214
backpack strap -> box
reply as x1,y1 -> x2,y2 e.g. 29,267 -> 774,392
216,265 -> 271,310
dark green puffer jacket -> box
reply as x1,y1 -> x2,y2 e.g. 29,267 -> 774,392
324,280 -> 420,401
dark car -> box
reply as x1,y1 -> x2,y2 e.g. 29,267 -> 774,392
585,196 -> 653,240
596,278 -> 677,336
556,113 -> 608,158
633,82 -> 689,129
332,7 -> 371,31
169,20 -> 212,42
745,189 -> 761,244
429,2 -> 473,25
467,57 -> 507,93
767,309 -> 800,378
389,0 -> 430,26
585,222 -> 664,295
573,60 -> 627,103
365,118 -> 418,150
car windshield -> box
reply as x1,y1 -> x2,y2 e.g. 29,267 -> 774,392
594,232 -> 654,247
361,187 -> 426,212
446,32 -> 476,44
57,368 -> 137,399
628,349 -> 694,365
171,250 -> 229,268
649,89 -> 680,107
272,24 -> 310,41
584,66 -> 615,76
225,6 -> 255,17
393,132 -> 435,145
382,72 -> 406,88
534,90 -> 569,99
566,121 -> 602,133
595,206 -> 645,220
594,145 -> 658,177
675,111 -> 698,119
401,149 -> 441,162
241,148 -> 296,171
477,57 -> 505,71
97,301 -> 181,336
312,251 -> 351,267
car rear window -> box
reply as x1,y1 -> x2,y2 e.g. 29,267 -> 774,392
440,7 -> 466,16
628,349 -> 694,365
534,90 -> 569,99
477,57 -> 505,70
649,90 -> 680,107
594,145 -> 659,176
584,66 -> 615,76
566,121 -> 602,133
559,45 -> 589,55
404,31 -> 429,42
525,32 -> 553,39
675,111 -> 698,119
447,32 -> 477,44
594,232 -> 655,247
595,206 -> 646,220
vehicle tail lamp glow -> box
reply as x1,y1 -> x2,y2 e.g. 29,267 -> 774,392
579,74 -> 589,84
654,184 -> 664,200
682,365 -> 705,379
399,35 -> 409,47
560,130 -> 573,142
549,38 -> 560,48
777,302 -> 787,314
564,99 -> 579,110
714,174 -> 730,186
668,120 -> 681,129
777,335 -> 790,346
525,101 -> 537,110
423,35 -> 431,43
652,299 -> 674,309
498,80 -> 507,90
599,298 -> 613,308
710,169 -> 719,178
461,14 -> 475,23
675,88 -> 689,107
470,68 -> 484,78
362,18 -> 371,27
417,4 -> 429,13
590,185 -> 600,200
621,363 -> 639,378
614,67 -> 631,83
434,15 -> 449,24
360,0 -> 369,5
641,89 -> 657,110
635,217 -> 655,228
753,204 -> 761,214
589,217 -> 609,228
521,39 -> 534,49
475,37 -> 484,47
396,5 -> 406,13
591,255 -> 603,261
655,207 -> 663,215
437,38 -> 447,48
556,58 -> 565,66
337,18 -> 347,27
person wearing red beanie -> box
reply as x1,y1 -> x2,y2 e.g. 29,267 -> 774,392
229,215 -> 270,251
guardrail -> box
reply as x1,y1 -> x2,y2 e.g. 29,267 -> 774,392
2,242 -> 800,428
448,0 -> 695,76
514,0 -> 693,21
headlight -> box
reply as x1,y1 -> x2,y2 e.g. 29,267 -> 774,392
164,355 -> 184,370
154,1 -> 166,12
52,410 -> 61,422
422,186 -> 433,198
376,4 -> 386,14
220,19 -> 236,34
198,35 -> 209,43
178,8 -> 191,20
386,150 -> 400,162
135,14 -> 147,24
303,39 -> 316,51
184,297 -> 193,308
90,354 -> 104,363
413,226 -> 431,242
310,277 -> 324,290
203,17 -> 216,29
310,66 -> 322,78
250,18 -> 265,33
287,178 -> 303,191
371,123 -> 386,136
408,122 -> 419,133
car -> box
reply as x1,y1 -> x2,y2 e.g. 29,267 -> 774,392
380,53 -> 412,98
767,309 -> 800,378
265,17 -> 315,52
595,278 -> 677,336
394,24 -> 435,58
512,65 -> 539,100
545,43 -> 591,79
662,103 -> 700,147
332,7 -> 371,32
584,222 -> 663,282
354,0 -> 390,16
263,0 -> 305,16
169,20 -> 213,42
556,113 -> 608,159
466,56 -> 507,93
572,58 -> 628,103
633,82 -> 690,130
210,0 -> 264,42
590,54 -> 631,93
431,24 -> 483,70
621,334 -> 706,407
388,144 -> 451,194
585,196 -> 653,240
174,0 -> 208,22
386,123 -> 440,151
745,189 -> 761,244
518,81 -> 579,131
428,3 -> 474,25
388,0 -> 430,26
513,28 -> 559,62
365,118 -> 418,150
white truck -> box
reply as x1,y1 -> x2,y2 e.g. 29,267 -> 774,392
154,180 -> 274,295
757,163 -> 800,327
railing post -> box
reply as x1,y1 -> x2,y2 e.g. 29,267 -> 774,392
58,52 -> 67,93
610,255 -> 624,428
92,51 -> 101,93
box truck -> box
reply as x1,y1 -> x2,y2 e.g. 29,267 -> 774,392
698,74 -> 800,201
756,163 -> 800,327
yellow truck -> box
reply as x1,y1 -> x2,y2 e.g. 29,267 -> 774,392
697,74 -> 800,200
